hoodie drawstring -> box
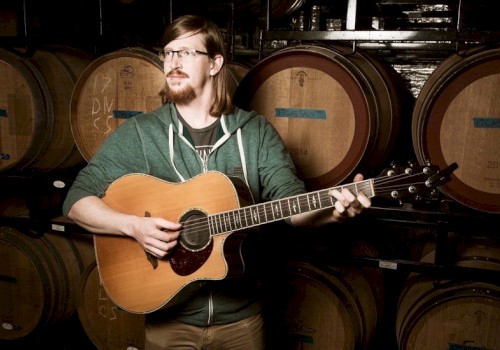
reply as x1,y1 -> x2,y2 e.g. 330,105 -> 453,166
169,123 -> 186,182
236,128 -> 249,187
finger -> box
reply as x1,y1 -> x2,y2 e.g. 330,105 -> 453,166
157,228 -> 180,242
334,200 -> 348,214
330,189 -> 350,208
353,173 -> 364,182
332,208 -> 347,221
357,193 -> 372,209
162,236 -> 179,248
146,246 -> 168,258
341,188 -> 356,204
155,218 -> 182,231
146,231 -> 177,249
329,189 -> 342,200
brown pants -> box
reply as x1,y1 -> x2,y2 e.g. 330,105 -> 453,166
145,313 -> 265,350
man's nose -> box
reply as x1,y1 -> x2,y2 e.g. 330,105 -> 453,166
169,53 -> 181,68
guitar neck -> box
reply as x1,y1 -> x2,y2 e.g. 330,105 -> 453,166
208,179 -> 374,234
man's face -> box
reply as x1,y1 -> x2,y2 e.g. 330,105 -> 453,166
162,32 -> 211,104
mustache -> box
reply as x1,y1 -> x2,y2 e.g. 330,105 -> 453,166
167,70 -> 189,78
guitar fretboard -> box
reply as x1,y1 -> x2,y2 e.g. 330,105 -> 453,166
208,179 -> 374,235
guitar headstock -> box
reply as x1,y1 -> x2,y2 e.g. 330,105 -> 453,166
374,162 -> 458,206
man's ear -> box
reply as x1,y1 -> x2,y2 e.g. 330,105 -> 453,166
210,54 -> 224,76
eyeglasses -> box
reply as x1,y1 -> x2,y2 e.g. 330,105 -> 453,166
158,49 -> 209,62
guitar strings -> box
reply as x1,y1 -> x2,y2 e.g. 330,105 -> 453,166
176,169 -> 432,236
177,171 -> 430,233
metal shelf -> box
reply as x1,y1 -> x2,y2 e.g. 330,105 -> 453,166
261,29 -> 500,44
258,0 -> 500,61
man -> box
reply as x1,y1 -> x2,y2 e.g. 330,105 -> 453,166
63,14 -> 371,350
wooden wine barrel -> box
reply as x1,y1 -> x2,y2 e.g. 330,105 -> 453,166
0,227 -> 95,340
77,262 -> 145,350
396,239 -> 500,350
266,240 -> 385,350
70,47 -> 165,162
234,44 -> 409,190
0,46 -> 93,174
226,61 -> 251,99
412,45 -> 500,213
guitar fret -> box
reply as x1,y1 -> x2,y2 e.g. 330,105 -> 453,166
214,215 -> 220,234
238,208 -> 244,229
228,212 -> 234,230
287,198 -> 294,216
221,213 -> 227,232
247,207 -> 253,225
321,190 -> 332,208
272,202 -> 279,219
216,214 -> 221,233
242,207 -> 250,227
264,203 -> 271,222
308,193 -> 318,210
211,215 -> 217,234
254,207 -> 261,225
306,193 -> 312,211
229,212 -> 235,231
224,212 -> 231,231
220,213 -> 225,232
259,204 -> 267,222
233,212 -> 239,230
239,209 -> 248,227
216,214 -> 223,233
290,197 -> 299,215
234,210 -> 242,229
208,215 -> 214,234
251,207 -> 259,225
282,198 -> 290,217
209,215 -> 215,234
328,191 -> 335,206
277,199 -> 285,218
247,207 -> 253,227
316,192 -> 323,208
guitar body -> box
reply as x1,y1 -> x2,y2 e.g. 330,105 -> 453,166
94,172 -> 252,314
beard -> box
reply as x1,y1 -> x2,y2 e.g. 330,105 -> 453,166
162,70 -> 196,104
163,83 -> 196,104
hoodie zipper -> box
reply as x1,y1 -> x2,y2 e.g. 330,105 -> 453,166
177,132 -> 209,174
201,157 -> 209,173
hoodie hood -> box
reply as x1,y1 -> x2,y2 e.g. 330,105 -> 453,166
147,103 -> 260,185
156,103 -> 260,136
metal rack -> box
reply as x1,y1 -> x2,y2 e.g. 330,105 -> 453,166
257,0 -> 500,61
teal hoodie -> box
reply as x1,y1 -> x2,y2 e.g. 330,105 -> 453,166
63,103 -> 306,326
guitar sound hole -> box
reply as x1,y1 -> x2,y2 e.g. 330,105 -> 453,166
179,209 -> 210,251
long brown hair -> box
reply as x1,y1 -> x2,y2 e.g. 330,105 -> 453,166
161,15 -> 233,116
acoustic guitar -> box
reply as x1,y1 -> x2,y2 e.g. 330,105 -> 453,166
94,163 -> 456,314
